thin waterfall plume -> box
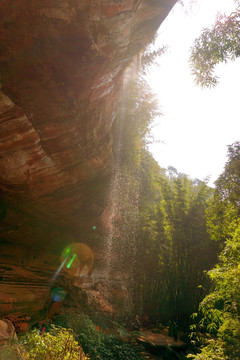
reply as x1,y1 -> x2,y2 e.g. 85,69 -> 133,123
104,60 -> 142,288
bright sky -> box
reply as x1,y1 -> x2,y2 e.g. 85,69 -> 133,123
148,0 -> 240,186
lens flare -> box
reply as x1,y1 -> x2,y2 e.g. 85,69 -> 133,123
60,243 -> 94,277
66,253 -> 77,269
50,256 -> 68,284
51,287 -> 66,302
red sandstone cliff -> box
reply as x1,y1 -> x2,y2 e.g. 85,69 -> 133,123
0,0 -> 177,319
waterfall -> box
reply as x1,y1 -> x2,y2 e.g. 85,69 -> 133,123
103,59 -> 141,296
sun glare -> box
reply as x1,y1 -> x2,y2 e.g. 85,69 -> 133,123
148,0 -> 239,186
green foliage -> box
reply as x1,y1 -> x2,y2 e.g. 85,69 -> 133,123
3,314 -> 146,360
215,141 -> 240,208
116,42 -> 163,168
54,313 -> 100,359
106,45 -> 164,305
54,313 -> 146,360
140,45 -> 166,73
119,74 -> 161,164
189,141 -> 240,359
97,334 -> 146,360
190,6 -> 240,87
187,339 -> 226,360
133,162 -> 216,324
1,315 -> 146,360
21,325 -> 86,360
112,30 -> 217,329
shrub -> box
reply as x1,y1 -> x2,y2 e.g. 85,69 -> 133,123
21,325 -> 87,360
187,339 -> 226,360
54,312 -> 100,358
54,312 -> 146,360
98,334 -> 146,360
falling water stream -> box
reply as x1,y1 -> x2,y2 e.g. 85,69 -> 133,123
104,60 -> 141,297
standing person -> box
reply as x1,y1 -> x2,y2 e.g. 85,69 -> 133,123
133,315 -> 140,331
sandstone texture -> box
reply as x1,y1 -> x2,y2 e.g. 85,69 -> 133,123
0,0 -> 177,320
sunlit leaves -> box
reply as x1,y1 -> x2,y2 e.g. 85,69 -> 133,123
22,325 -> 87,360
120,75 -> 161,161
190,8 -> 240,87
189,141 -> 240,359
140,46 -> 166,73
187,339 -> 226,360
215,141 -> 240,208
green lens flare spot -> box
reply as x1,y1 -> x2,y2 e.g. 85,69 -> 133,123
66,253 -> 77,269
92,226 -> 96,230
63,246 -> 71,259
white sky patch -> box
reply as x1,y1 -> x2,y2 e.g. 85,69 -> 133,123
148,0 -> 240,186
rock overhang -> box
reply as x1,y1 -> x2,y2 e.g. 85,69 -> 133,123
0,0 -> 177,317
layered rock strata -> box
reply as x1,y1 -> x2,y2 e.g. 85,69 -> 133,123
0,0 -> 177,319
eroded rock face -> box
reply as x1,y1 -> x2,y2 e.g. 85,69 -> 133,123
0,319 -> 17,346
0,0 -> 177,319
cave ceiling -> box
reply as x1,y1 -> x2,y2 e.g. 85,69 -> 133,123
0,0 -> 177,245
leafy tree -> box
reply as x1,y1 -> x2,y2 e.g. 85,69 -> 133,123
189,141 -> 240,360
215,141 -> 240,208
133,164 -> 217,325
119,72 -> 161,164
190,4 -> 240,87
159,174 -> 216,324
